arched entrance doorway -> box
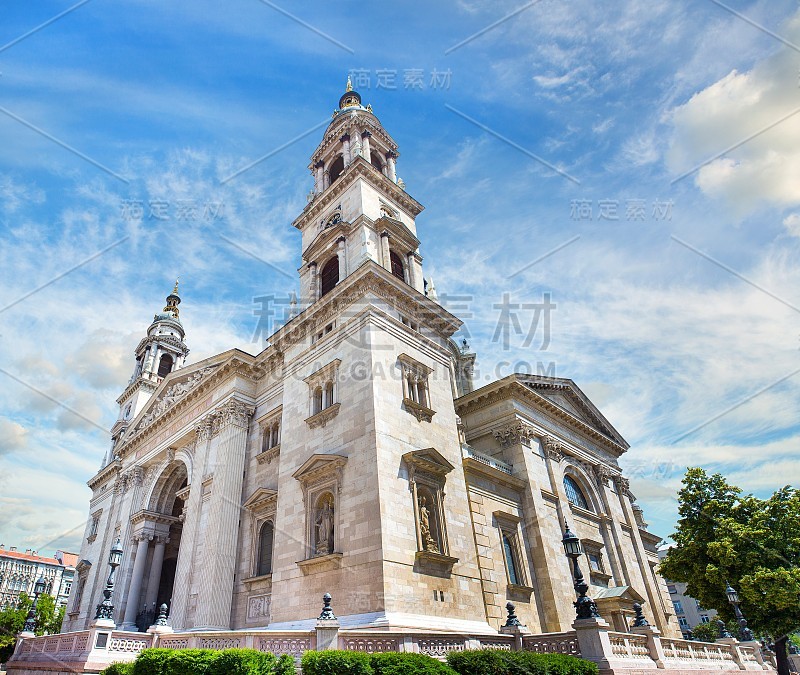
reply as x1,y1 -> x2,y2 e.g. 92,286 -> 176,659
125,461 -> 188,631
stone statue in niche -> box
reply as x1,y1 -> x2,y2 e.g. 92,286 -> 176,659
315,496 -> 334,556
419,496 -> 439,553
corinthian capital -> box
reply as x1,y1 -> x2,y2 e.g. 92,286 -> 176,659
493,420 -> 536,447
541,435 -> 564,462
214,399 -> 255,431
195,417 -> 213,441
614,475 -> 631,495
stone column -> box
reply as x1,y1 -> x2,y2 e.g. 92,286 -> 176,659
121,535 -> 151,629
314,161 -> 324,193
405,252 -> 415,287
193,400 -> 254,630
542,437 -> 568,527
340,134 -> 351,166
615,476 -> 666,633
337,237 -> 348,278
323,170 -> 330,190
594,469 -> 631,586
308,262 -> 319,302
386,152 -> 397,182
143,536 -> 168,614
361,131 -> 372,163
380,231 -> 391,270
170,435 -> 205,629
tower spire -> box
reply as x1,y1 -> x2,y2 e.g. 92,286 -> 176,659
163,279 -> 181,319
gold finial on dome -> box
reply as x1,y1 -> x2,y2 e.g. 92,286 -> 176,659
163,279 -> 181,318
346,75 -> 353,92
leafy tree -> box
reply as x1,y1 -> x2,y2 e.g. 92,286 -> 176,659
660,468 -> 800,675
690,619 -> 737,643
0,593 -> 32,663
691,621 -> 722,643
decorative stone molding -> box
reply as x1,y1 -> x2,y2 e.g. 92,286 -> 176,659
594,464 -> 615,485
402,398 -> 435,422
135,366 -> 218,432
195,417 -> 213,442
256,445 -> 281,465
614,475 -> 631,496
541,435 -> 564,462
305,402 -> 341,429
493,421 -> 536,447
215,399 -> 254,431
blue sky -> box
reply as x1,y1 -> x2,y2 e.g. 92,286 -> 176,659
0,0 -> 798,554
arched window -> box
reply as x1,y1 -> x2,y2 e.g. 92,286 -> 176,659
257,521 -> 274,576
563,475 -> 591,511
370,153 -> 384,173
328,156 -> 345,184
157,353 -> 173,378
320,256 -> 339,296
390,250 -> 405,281
313,386 -> 323,415
502,533 -> 520,586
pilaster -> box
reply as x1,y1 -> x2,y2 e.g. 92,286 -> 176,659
193,399 -> 254,630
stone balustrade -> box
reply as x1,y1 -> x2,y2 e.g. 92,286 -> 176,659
6,622 -> 776,675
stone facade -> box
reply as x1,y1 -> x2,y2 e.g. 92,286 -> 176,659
61,81 -> 681,640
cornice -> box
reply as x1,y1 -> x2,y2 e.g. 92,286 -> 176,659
310,112 -> 398,168
456,378 -> 627,457
87,460 -> 121,491
116,377 -> 158,407
294,157 -> 423,232
271,261 -> 461,353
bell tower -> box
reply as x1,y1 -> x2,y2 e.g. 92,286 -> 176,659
106,282 -> 189,464
293,78 -> 427,306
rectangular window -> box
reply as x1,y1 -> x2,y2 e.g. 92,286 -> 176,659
701,615 -> 710,623
679,617 -> 689,628
398,354 -> 434,422
673,600 -> 684,614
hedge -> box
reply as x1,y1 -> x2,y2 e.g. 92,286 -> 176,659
101,664 -> 134,675
105,648 -> 293,675
301,650 -> 372,675
301,650 -> 456,675
446,650 -> 599,675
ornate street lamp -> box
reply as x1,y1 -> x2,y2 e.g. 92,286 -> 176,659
725,582 -> 754,641
94,539 -> 124,622
22,576 -> 47,633
562,522 -> 600,620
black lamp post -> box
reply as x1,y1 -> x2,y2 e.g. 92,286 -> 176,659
22,576 -> 47,633
725,582 -> 754,641
562,522 -> 600,620
94,539 -> 124,621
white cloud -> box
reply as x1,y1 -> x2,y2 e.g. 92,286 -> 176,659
668,10 -> 800,214
783,213 -> 800,237
0,419 -> 28,455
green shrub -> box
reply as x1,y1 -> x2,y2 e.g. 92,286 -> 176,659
301,649 -> 373,675
101,663 -> 135,675
133,648 -> 216,675
370,652 -> 457,674
446,650 -> 598,675
132,648 -> 289,675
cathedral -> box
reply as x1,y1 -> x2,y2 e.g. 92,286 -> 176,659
63,80 -> 680,640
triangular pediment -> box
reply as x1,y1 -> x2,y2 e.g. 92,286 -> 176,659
402,448 -> 454,476
516,375 -> 628,449
594,585 -> 645,603
292,453 -> 348,484
243,487 -> 278,512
